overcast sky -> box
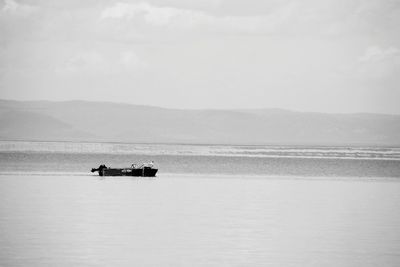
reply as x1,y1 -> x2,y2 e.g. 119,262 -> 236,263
0,0 -> 399,114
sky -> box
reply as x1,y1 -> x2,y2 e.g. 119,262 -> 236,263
0,0 -> 399,114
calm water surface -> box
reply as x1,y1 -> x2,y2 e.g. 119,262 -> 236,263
1,173 -> 400,266
1,142 -> 400,266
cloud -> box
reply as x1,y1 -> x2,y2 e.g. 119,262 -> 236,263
99,1 -> 396,37
2,0 -> 18,12
120,50 -> 146,69
1,0 -> 37,16
56,49 -> 146,75
101,2 -> 210,26
100,1 -> 300,34
61,51 -> 106,73
354,46 -> 400,82
96,0 -> 400,40
359,46 -> 400,62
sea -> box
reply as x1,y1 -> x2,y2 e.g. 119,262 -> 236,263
1,141 -> 400,266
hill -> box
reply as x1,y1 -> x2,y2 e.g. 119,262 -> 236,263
0,99 -> 399,145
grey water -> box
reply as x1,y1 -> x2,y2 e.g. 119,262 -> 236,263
1,142 -> 400,266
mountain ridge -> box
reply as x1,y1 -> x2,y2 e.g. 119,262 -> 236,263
0,99 -> 399,146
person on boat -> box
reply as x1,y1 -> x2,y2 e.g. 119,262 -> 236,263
91,164 -> 107,173
140,161 -> 154,168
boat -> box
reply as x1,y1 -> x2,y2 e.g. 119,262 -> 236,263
91,163 -> 158,177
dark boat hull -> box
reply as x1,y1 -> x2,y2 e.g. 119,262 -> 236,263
101,167 -> 158,177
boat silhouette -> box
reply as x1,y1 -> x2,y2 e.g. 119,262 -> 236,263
91,163 -> 158,177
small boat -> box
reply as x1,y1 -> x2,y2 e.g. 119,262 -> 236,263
91,163 -> 158,177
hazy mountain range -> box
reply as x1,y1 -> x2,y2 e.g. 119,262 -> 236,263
0,99 -> 399,146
